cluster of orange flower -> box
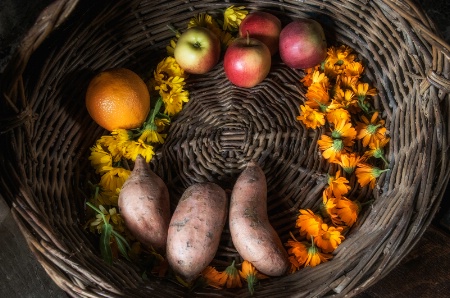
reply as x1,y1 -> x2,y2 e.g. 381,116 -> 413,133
287,45 -> 390,272
200,260 -> 267,295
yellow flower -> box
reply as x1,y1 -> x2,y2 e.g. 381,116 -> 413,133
297,105 -> 326,129
139,127 -> 166,144
154,56 -> 187,91
332,152 -> 364,174
301,67 -> 318,87
201,266 -> 227,289
320,189 -> 340,225
333,87 -> 357,108
311,70 -> 330,88
162,85 -> 189,116
286,238 -> 309,272
89,143 -> 113,174
166,38 -> 178,56
223,5 -> 248,31
315,223 -> 345,253
335,197 -> 360,227
356,111 -> 387,147
355,163 -> 389,189
337,75 -> 358,91
296,209 -> 323,239
218,30 -> 235,48
99,166 -> 131,192
155,117 -> 171,132
354,82 -> 377,99
239,260 -> 268,295
90,188 -> 120,207
223,261 -> 243,288
188,12 -> 223,40
97,129 -> 131,162
327,45 -> 356,67
327,170 -> 351,199
305,237 -> 332,267
124,139 -> 155,163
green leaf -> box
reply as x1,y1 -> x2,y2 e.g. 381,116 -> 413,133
112,230 -> 131,261
100,223 -> 113,265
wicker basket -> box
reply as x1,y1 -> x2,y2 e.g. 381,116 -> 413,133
1,0 -> 450,297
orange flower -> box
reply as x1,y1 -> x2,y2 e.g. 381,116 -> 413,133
364,138 -> 390,165
343,61 -> 364,78
326,170 -> 351,199
305,83 -> 330,110
315,223 -> 345,253
317,135 -> 346,161
330,119 -> 357,146
354,82 -> 377,99
297,105 -> 326,129
356,111 -> 387,147
327,45 -> 356,66
355,163 -> 389,189
337,75 -> 358,91
239,261 -> 267,295
296,209 -> 323,239
201,266 -> 227,288
333,87 -> 357,108
332,152 -> 364,174
305,237 -> 332,267
223,261 -> 243,288
286,238 -> 309,272
320,189 -> 339,224
301,67 -> 318,87
311,70 -> 330,88
335,197 -> 360,227
326,107 -> 351,124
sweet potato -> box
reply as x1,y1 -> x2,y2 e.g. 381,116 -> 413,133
229,161 -> 289,276
166,182 -> 227,283
118,155 -> 170,254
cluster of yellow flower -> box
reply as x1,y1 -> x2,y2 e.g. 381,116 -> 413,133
287,45 -> 390,271
201,260 -> 267,295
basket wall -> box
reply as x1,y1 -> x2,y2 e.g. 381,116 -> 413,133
1,0 -> 450,297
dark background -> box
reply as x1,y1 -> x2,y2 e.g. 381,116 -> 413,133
1,0 -> 450,297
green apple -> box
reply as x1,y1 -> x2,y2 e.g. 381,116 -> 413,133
174,27 -> 221,74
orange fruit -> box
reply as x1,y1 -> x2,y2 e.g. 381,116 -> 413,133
85,68 -> 150,131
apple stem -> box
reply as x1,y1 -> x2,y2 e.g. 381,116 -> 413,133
246,30 -> 250,45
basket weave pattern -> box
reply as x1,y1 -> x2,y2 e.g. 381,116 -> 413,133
1,0 -> 450,297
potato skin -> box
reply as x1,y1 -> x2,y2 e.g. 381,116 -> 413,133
229,161 -> 289,276
118,155 -> 170,254
166,182 -> 227,283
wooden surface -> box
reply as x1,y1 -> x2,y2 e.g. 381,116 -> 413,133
1,192 -> 450,297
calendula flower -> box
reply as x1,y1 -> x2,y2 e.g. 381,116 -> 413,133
311,70 -> 330,88
218,30 -> 236,48
139,126 -> 166,144
223,5 -> 248,31
97,129 -> 131,162
337,75 -> 358,91
223,260 -> 243,288
354,82 -> 377,112
333,87 -> 357,108
364,138 -> 390,164
296,209 -> 323,239
286,237 -> 309,272
356,111 -> 387,147
89,143 -> 113,174
305,83 -> 330,111
162,85 -> 189,116
99,166 -> 131,192
355,163 -> 389,189
89,205 -> 124,233
239,261 -> 268,295
326,107 -> 351,124
327,170 -> 351,199
301,67 -> 316,87
155,117 -> 170,132
327,45 -> 356,67
297,104 -> 326,129
317,135 -> 344,161
332,152 -> 364,174
125,139 -> 155,163
90,188 -> 120,207
315,223 -> 345,253
330,119 -> 357,146
335,197 -> 360,227
305,237 -> 332,267
343,61 -> 364,78
166,38 -> 178,56
202,266 -> 227,289
320,189 -> 340,224
154,57 -> 187,92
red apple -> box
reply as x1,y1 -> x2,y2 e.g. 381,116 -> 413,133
279,19 -> 327,69
174,26 -> 221,74
239,11 -> 282,55
224,35 -> 271,88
